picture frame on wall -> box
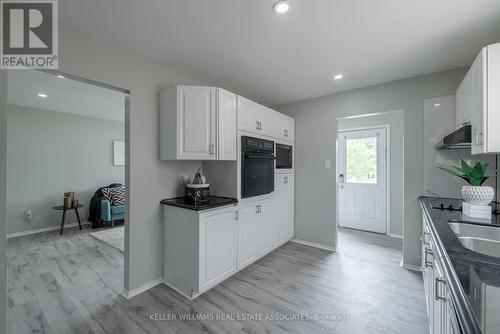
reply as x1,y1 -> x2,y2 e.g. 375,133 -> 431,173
113,140 -> 125,166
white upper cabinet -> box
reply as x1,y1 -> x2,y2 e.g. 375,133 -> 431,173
456,43 -> 500,154
217,88 -> 237,160
237,95 -> 263,133
160,86 -> 237,160
177,86 -> 216,160
278,114 -> 295,141
237,95 -> 295,140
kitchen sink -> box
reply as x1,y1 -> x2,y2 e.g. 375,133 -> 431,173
448,222 -> 500,258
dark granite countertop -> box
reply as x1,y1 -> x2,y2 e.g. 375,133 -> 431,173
160,196 -> 237,211
419,196 -> 500,334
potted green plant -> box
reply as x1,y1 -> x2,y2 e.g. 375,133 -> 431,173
438,160 -> 496,205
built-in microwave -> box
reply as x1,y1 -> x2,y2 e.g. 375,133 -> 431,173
276,143 -> 293,169
241,136 -> 275,198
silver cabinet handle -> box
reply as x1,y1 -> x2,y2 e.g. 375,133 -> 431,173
435,278 -> 447,301
256,121 -> 260,130
259,121 -> 262,130
209,144 -> 214,155
476,132 -> 483,145
424,249 -> 433,268
284,129 -> 288,137
284,176 -> 288,184
255,205 -> 260,214
234,211 -> 239,220
423,232 -> 430,246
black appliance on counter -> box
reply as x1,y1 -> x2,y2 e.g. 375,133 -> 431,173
241,136 -> 275,198
276,143 -> 293,169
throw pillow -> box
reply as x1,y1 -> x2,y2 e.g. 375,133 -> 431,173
101,187 -> 114,202
111,186 -> 125,205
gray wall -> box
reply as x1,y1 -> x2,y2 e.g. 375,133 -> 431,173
275,67 -> 467,268
57,26 -> 202,293
0,70 -> 7,334
6,104 -> 125,235
338,110 -> 404,237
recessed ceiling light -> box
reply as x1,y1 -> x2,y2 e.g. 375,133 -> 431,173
273,0 -> 290,14
38,93 -> 48,98
434,103 -> 441,107
334,74 -> 343,80
57,74 -> 65,79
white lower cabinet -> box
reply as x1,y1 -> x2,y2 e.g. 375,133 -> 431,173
275,173 -> 294,243
199,207 -> 238,292
421,215 -> 461,334
164,180 -> 294,299
237,198 -> 274,269
163,205 -> 238,299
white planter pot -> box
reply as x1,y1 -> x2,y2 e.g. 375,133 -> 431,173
461,186 -> 494,205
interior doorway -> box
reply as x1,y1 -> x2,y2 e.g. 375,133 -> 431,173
6,70 -> 130,334
338,127 -> 388,234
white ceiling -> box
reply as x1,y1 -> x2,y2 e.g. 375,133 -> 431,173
60,0 -> 500,105
8,70 -> 126,122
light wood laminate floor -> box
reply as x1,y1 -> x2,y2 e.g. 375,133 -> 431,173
7,226 -> 428,334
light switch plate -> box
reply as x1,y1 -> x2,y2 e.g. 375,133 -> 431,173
325,160 -> 332,169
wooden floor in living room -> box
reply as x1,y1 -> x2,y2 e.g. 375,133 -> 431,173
7,226 -> 428,334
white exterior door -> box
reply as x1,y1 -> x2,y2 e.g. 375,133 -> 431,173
338,128 -> 387,234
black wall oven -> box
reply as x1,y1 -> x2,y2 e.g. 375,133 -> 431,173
276,143 -> 293,169
241,136 -> 275,198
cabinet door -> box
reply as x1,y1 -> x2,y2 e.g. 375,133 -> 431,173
470,50 -> 487,155
259,107 -> 279,137
277,114 -> 295,141
237,96 -> 261,133
272,175 -> 285,247
280,175 -> 294,241
487,43 -> 500,153
176,86 -> 217,160
285,175 -> 294,240
433,257 -> 447,334
238,204 -> 259,269
199,208 -> 238,292
257,200 -> 273,256
217,88 -> 237,160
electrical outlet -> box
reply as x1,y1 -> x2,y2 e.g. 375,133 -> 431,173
325,160 -> 332,169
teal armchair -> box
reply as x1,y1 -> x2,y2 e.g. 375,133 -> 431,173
100,200 -> 126,227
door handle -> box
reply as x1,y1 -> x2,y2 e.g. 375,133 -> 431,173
256,121 -> 260,130
209,144 -> 214,155
234,211 -> 239,220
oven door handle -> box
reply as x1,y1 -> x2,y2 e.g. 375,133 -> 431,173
245,154 -> 276,160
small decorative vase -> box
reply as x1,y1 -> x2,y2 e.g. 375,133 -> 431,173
461,186 -> 494,205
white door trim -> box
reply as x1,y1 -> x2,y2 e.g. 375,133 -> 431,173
336,124 -> 391,236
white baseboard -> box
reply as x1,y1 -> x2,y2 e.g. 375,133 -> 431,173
121,278 -> 163,299
389,233 -> 403,239
7,221 -> 90,238
290,238 -> 336,252
400,260 -> 422,272
162,280 -> 198,300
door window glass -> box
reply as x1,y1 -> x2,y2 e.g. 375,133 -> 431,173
346,137 -> 377,184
